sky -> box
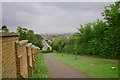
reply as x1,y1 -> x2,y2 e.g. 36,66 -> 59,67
1,2 -> 115,34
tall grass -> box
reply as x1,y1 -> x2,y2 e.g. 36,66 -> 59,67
33,54 -> 50,78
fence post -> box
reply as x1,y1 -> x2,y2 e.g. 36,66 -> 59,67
15,41 -> 22,78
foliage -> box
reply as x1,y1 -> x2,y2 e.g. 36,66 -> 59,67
47,47 -> 50,50
51,1 -> 120,59
40,50 -> 53,53
17,26 -> 43,49
52,36 -> 68,52
1,25 -> 9,32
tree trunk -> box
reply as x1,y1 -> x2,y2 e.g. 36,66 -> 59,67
75,50 -> 77,59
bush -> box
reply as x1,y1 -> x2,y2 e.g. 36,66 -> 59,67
41,50 -> 53,53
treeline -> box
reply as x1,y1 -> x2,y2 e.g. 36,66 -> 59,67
17,27 -> 43,49
52,1 -> 120,59
0,26 -> 43,49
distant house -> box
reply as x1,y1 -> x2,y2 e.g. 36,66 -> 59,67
41,33 -> 73,41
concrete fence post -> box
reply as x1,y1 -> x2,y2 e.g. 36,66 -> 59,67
26,43 -> 33,77
15,40 -> 28,78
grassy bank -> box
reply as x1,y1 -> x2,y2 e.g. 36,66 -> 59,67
51,53 -> 118,78
33,54 -> 50,78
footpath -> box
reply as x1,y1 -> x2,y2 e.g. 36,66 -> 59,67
44,54 -> 90,78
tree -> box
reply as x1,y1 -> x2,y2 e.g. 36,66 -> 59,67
17,26 -> 28,40
52,36 -> 68,53
27,30 -> 35,42
1,26 -> 9,32
17,26 -> 43,49
51,1 -> 120,59
102,1 -> 120,27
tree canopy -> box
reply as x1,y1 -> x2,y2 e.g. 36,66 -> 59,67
17,26 -> 43,49
51,1 -> 120,59
1,26 -> 9,32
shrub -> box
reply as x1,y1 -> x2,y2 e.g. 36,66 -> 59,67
41,50 -> 53,53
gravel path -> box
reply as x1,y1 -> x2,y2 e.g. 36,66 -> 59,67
44,54 -> 90,78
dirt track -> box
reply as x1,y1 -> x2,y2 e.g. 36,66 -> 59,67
44,54 -> 90,78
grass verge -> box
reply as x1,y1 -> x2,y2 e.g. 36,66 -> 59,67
51,53 -> 119,78
63,52 -> 118,60
33,54 -> 50,78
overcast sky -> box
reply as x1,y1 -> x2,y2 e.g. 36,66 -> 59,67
2,2 -> 114,34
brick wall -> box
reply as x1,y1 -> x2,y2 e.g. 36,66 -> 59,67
0,32 -> 40,78
2,33 -> 18,78
0,36 -> 2,79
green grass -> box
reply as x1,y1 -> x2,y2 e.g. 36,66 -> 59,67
43,53 -> 52,55
51,53 -> 119,78
63,52 -> 118,60
40,50 -> 53,53
33,54 -> 50,78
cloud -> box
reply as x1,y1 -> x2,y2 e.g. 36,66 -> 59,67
1,0 -> 119,2
2,2 -> 113,34
0,3 -> 2,28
